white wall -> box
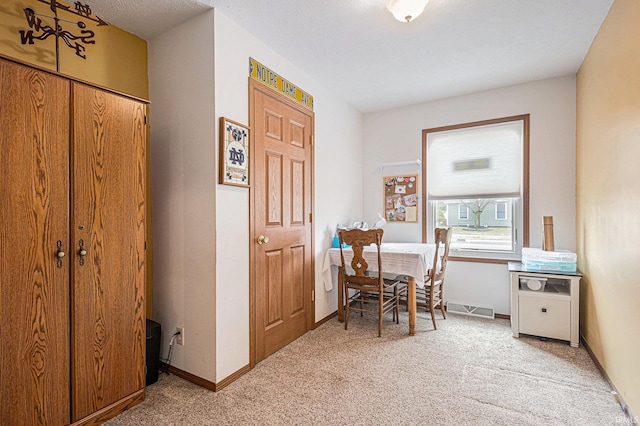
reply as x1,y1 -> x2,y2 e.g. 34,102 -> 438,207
212,10 -> 251,384
363,76 -> 577,315
213,10 -> 363,381
149,9 -> 362,384
148,11 -> 217,380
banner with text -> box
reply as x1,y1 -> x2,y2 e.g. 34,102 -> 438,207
249,57 -> 314,111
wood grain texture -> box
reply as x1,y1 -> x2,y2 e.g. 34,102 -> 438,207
291,160 -> 304,225
265,109 -> 283,141
266,153 -> 283,226
290,245 -> 305,314
289,120 -> 304,148
70,389 -> 144,426
0,58 -> 70,425
252,82 -> 313,363
266,250 -> 284,327
1,57 -> 147,424
338,228 -> 400,337
70,83 -> 146,421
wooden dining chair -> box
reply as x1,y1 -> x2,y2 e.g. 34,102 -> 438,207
338,228 -> 400,337
399,227 -> 452,330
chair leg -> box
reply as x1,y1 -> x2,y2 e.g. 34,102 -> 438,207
430,301 -> 437,330
440,287 -> 447,319
405,287 -> 409,312
345,294 -> 349,330
378,293 -> 383,337
394,287 -> 399,324
389,289 -> 396,323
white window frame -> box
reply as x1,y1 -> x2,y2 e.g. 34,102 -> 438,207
495,201 -> 508,220
422,115 -> 529,262
458,204 -> 468,220
429,198 -> 520,256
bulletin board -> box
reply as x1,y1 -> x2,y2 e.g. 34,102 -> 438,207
383,175 -> 419,222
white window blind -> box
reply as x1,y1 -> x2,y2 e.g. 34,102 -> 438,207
426,121 -> 523,200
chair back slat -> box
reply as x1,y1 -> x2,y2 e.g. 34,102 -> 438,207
337,228 -> 399,336
430,227 -> 452,286
338,228 -> 383,289
395,227 -> 451,330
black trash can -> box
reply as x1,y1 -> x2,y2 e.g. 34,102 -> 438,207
146,319 -> 161,386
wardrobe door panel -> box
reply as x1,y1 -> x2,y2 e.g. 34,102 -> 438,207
0,59 -> 70,425
71,83 -> 146,421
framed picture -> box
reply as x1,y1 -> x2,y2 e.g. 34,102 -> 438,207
219,117 -> 250,187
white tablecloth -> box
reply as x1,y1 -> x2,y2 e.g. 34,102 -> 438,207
322,243 -> 436,291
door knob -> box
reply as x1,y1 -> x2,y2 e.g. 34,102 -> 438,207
56,240 -> 65,268
78,239 -> 87,266
257,235 -> 269,245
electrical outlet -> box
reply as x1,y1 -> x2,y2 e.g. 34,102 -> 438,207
176,327 -> 184,346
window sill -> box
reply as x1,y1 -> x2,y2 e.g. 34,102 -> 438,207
448,255 -> 515,265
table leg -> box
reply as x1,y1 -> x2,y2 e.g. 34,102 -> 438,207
408,276 -> 416,336
337,266 -> 344,322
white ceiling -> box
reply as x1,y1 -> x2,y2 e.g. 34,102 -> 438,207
89,0 -> 613,113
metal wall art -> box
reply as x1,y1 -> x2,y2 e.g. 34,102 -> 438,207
219,117 -> 250,188
18,0 -> 108,71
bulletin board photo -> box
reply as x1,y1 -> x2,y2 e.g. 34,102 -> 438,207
383,174 -> 419,223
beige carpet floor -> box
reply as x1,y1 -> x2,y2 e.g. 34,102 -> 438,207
107,312 -> 627,425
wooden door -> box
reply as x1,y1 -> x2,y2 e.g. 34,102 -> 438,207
70,83 -> 146,421
0,59 -> 71,425
251,81 -> 314,363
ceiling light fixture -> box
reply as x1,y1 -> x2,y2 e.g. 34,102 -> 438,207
384,0 -> 429,23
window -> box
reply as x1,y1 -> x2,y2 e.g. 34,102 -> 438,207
495,202 -> 507,220
458,204 -> 468,220
423,115 -> 529,260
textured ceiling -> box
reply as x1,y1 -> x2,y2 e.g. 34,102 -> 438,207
89,0 -> 613,113
88,0 -> 214,40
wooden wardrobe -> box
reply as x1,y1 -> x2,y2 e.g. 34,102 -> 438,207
0,57 -> 147,425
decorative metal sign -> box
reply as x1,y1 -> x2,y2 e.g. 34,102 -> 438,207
18,0 -> 108,72
249,57 -> 314,111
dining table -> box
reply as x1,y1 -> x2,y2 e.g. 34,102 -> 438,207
322,242 -> 436,336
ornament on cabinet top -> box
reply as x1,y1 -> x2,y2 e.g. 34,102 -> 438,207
18,0 -> 108,72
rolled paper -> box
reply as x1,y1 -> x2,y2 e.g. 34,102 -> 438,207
527,279 -> 542,291
543,216 -> 555,251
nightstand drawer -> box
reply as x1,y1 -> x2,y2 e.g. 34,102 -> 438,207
518,294 -> 570,341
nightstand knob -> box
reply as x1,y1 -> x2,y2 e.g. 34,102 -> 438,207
541,308 -> 547,313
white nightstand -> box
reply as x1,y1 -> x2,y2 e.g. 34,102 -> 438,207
508,261 -> 582,347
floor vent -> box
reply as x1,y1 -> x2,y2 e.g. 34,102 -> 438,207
446,302 -> 495,319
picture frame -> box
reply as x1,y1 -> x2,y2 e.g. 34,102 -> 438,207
219,117 -> 250,187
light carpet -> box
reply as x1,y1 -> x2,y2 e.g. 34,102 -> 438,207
106,312 -> 626,425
